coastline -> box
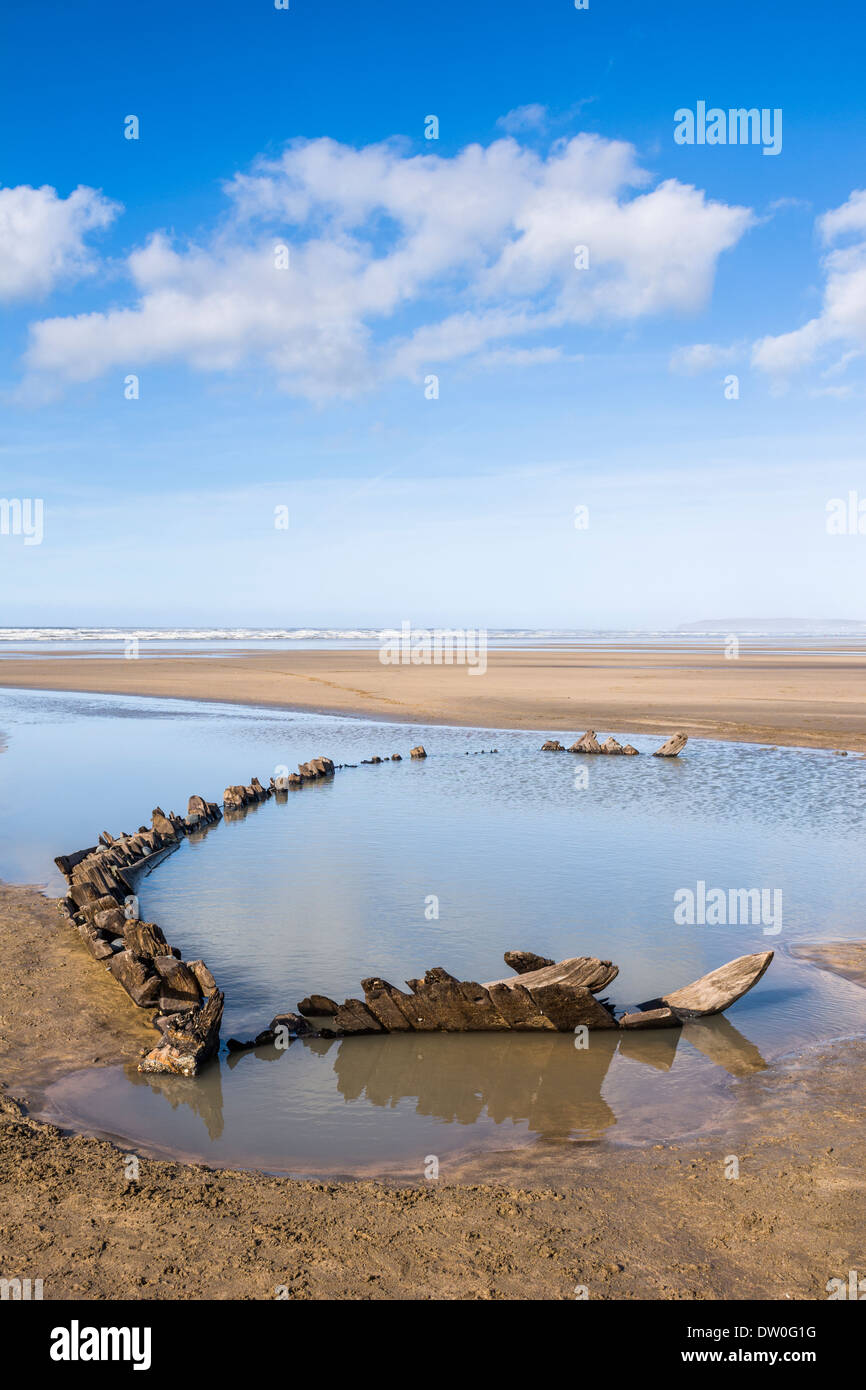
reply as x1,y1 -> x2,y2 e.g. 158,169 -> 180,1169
0,644 -> 865,750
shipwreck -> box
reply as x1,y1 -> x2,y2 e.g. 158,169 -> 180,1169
280,949 -> 774,1037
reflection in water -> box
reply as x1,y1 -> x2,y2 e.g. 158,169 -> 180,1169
124,1059 -> 226,1142
682,1016 -> 768,1077
124,1016 -> 769,1149
185,821 -> 223,849
332,1030 -> 621,1137
222,799 -> 268,826
617,1028 -> 681,1073
3,686 -> 864,1173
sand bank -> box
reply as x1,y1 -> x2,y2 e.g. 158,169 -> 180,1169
0,645 -> 865,749
789,942 -> 866,989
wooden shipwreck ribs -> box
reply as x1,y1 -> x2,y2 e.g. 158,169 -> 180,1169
541,730 -> 689,757
53,736 -> 772,1076
295,949 -> 774,1036
53,756 -> 339,1076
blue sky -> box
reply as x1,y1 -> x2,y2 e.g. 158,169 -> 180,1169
1,0 -> 865,628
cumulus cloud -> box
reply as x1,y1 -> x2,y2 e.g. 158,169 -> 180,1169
23,134 -> 752,399
753,189 -> 866,379
0,184 -> 119,301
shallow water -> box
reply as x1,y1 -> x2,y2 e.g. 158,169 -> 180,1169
2,687 -> 865,1176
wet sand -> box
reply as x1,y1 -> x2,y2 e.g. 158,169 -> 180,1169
788,942 -> 866,990
2,661 -> 865,1299
1,882 -> 865,1299
1,644 -> 865,749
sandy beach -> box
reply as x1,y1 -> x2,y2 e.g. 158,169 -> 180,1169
0,643 -> 865,749
1,656 -> 865,1299
2,881 -> 865,1300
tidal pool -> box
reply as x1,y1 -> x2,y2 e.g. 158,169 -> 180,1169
2,687 -> 865,1177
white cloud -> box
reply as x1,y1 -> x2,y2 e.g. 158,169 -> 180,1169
496,104 -> 549,134
23,135 -> 752,399
818,189 -> 866,243
766,197 -> 811,214
0,184 -> 119,301
475,345 -> 574,369
753,189 -> 866,378
670,341 -> 743,374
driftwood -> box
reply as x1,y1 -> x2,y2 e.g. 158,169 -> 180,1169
629,950 -> 774,1024
652,732 -> 688,757
296,950 -> 773,1035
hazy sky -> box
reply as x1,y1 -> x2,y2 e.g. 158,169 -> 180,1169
1,0 -> 865,627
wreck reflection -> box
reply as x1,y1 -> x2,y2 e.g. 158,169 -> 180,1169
681,1015 -> 769,1077
126,1016 -> 768,1148
330,1030 -> 621,1137
46,1012 -> 772,1172
124,1058 -> 226,1141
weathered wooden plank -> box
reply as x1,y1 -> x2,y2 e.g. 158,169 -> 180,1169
456,979 -> 510,1030
527,982 -> 618,1030
361,977 -> 415,1031
652,732 -> 688,757
413,969 -> 479,1028
639,950 -> 774,1019
331,998 -> 383,1034
486,955 -> 619,994
619,1006 -> 677,1029
486,981 -> 556,1030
